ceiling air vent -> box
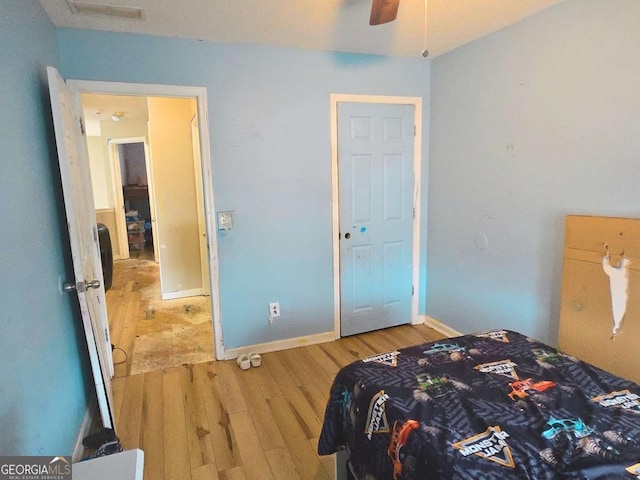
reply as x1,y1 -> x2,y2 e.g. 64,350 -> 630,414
66,1 -> 144,20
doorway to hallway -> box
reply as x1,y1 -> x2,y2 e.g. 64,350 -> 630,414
81,92 -> 217,376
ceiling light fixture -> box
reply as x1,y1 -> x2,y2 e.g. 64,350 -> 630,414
111,111 -> 125,122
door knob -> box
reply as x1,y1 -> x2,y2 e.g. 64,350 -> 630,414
63,279 -> 101,293
345,232 -> 351,239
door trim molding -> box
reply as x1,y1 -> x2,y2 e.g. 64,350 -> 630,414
330,94 -> 423,339
69,79 -> 225,360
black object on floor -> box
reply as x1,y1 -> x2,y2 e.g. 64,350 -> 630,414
97,223 -> 113,292
88,440 -> 123,459
82,428 -> 118,449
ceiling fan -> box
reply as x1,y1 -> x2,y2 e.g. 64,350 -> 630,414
369,0 -> 400,25
369,0 -> 429,57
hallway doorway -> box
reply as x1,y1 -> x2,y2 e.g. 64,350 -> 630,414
81,92 -> 219,375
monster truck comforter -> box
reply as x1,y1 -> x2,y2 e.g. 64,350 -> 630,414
318,330 -> 640,479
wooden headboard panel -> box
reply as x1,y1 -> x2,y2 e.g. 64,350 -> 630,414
558,215 -> 640,384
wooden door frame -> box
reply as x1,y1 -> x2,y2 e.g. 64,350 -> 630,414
330,94 -> 423,339
69,79 -> 225,361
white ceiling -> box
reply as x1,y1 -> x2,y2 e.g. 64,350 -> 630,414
39,0 -> 564,58
81,93 -> 148,136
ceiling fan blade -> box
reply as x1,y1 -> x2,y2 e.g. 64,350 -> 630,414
369,0 -> 399,25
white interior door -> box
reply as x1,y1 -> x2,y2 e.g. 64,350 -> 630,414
338,102 -> 415,336
107,140 -> 130,260
192,117 -> 211,296
142,139 -> 160,263
47,66 -> 114,429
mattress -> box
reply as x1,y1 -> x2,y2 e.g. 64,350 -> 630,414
318,330 -> 640,479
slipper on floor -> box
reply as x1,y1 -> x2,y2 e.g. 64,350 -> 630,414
237,353 -> 251,370
250,352 -> 262,367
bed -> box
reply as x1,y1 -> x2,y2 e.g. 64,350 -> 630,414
318,330 -> 640,479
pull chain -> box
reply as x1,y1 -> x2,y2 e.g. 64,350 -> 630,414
422,0 -> 429,57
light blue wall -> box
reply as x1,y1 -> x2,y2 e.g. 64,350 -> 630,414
0,0 -> 90,455
57,30 -> 430,348
428,0 -> 640,345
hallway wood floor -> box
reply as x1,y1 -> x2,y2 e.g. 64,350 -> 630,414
112,323 -> 445,480
106,252 -> 215,377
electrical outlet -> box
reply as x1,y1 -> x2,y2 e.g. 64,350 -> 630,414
269,302 -> 280,318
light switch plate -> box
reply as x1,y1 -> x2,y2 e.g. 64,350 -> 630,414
217,210 -> 234,231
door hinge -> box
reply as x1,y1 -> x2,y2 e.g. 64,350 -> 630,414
413,208 -> 416,220
412,285 -> 414,296
413,125 -> 417,137
104,328 -> 110,342
79,118 -> 85,136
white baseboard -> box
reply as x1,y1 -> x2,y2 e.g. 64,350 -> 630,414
161,288 -> 203,300
223,318 -> 462,361
224,331 -> 336,360
72,398 -> 98,462
423,315 -> 463,338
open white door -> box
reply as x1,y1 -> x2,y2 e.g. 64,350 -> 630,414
47,66 -> 115,429
142,140 -> 160,263
191,117 -> 210,295
107,141 -> 130,261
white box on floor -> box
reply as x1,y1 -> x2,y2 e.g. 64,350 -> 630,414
72,449 -> 144,479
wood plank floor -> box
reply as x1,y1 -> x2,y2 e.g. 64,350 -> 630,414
113,324 -> 445,480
